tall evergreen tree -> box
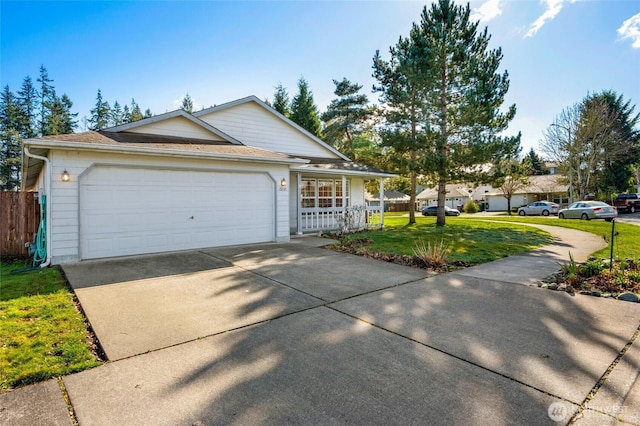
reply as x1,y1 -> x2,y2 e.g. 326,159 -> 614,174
290,77 -> 322,137
122,104 -> 131,123
181,93 -> 193,113
590,91 -> 640,195
375,0 -> 520,225
89,89 -> 111,130
322,78 -> 375,158
373,36 -> 428,224
272,83 -> 290,117
0,86 -> 23,190
110,101 -> 125,126
44,94 -> 77,135
129,99 -> 143,122
36,65 -> 55,137
17,76 -> 38,138
523,147 -> 548,175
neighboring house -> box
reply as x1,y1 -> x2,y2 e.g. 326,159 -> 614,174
416,185 -> 473,210
366,190 -> 413,212
485,174 -> 569,212
21,96 -> 394,264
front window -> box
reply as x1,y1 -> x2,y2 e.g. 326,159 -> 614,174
301,178 -> 349,208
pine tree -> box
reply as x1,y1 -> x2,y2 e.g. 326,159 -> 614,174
375,0 -> 520,225
17,76 -> 38,138
110,101 -> 124,126
44,94 -> 77,135
143,108 -> 152,118
590,91 -> 640,195
0,86 -> 23,190
129,99 -> 143,122
122,104 -> 131,123
290,77 -> 322,137
37,65 -> 55,137
272,83 -> 290,117
89,89 -> 111,130
322,78 -> 375,158
523,148 -> 547,175
180,93 -> 193,113
373,36 -> 428,224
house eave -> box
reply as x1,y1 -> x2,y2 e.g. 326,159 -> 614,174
290,165 -> 397,179
22,139 -> 309,166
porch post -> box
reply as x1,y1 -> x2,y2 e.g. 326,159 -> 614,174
341,175 -> 347,210
379,178 -> 385,228
296,172 -> 303,235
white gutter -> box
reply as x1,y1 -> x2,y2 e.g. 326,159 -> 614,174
23,147 -> 51,268
25,139 -> 309,166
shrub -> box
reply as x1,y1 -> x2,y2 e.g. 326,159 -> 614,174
582,259 -> 605,277
463,200 -> 479,213
413,238 -> 450,267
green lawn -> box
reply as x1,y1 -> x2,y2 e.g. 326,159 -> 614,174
348,215 -> 555,265
0,262 -> 102,391
462,215 -> 639,260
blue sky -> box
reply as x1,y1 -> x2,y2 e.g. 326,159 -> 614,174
1,0 -> 639,155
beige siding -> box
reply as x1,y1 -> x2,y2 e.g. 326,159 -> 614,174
351,178 -> 365,206
127,116 -> 225,141
198,102 -> 339,158
49,149 -> 290,263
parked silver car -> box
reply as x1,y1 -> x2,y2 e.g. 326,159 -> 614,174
517,201 -> 560,216
558,201 -> 618,222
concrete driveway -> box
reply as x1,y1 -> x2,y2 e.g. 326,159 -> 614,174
47,234 -> 640,424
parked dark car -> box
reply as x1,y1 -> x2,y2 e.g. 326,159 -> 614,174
611,193 -> 640,213
422,205 -> 461,216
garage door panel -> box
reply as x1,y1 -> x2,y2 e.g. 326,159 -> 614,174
80,167 -> 275,259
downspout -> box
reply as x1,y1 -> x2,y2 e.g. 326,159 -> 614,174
24,147 -> 51,267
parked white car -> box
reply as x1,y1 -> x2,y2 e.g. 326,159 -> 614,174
558,201 -> 618,222
517,201 -> 560,216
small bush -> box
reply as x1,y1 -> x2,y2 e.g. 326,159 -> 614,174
582,258 -> 605,278
463,201 -> 479,214
413,238 -> 450,267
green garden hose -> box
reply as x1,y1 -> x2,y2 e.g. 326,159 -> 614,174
33,194 -> 47,266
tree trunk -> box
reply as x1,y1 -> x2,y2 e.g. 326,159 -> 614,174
409,169 -> 416,224
437,175 -> 447,226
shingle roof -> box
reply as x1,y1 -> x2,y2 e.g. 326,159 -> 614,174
35,131 -> 294,160
293,157 -> 395,177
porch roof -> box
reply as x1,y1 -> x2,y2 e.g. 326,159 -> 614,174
291,157 -> 396,178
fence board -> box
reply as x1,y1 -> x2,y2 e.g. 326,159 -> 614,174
0,192 -> 41,257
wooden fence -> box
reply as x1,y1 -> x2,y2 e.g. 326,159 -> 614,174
1,192 -> 41,257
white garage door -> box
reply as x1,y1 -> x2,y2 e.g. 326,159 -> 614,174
80,166 -> 275,259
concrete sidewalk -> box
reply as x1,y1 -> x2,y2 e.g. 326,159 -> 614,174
2,227 -> 639,425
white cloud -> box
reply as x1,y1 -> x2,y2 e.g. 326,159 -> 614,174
525,0 -> 577,38
470,0 -> 503,23
617,13 -> 640,49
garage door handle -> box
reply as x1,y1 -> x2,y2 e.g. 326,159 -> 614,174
189,216 -> 194,219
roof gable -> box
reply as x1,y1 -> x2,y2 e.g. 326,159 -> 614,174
194,96 -> 348,160
105,109 -> 241,144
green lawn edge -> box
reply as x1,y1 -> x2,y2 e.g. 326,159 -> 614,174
0,263 -> 103,392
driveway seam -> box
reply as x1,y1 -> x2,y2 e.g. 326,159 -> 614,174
570,324 -> 640,424
198,248 -> 431,304
325,304 -> 581,408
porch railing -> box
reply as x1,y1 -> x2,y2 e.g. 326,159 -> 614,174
300,205 -> 382,233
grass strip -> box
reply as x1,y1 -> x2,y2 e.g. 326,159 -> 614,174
1,262 -> 102,391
